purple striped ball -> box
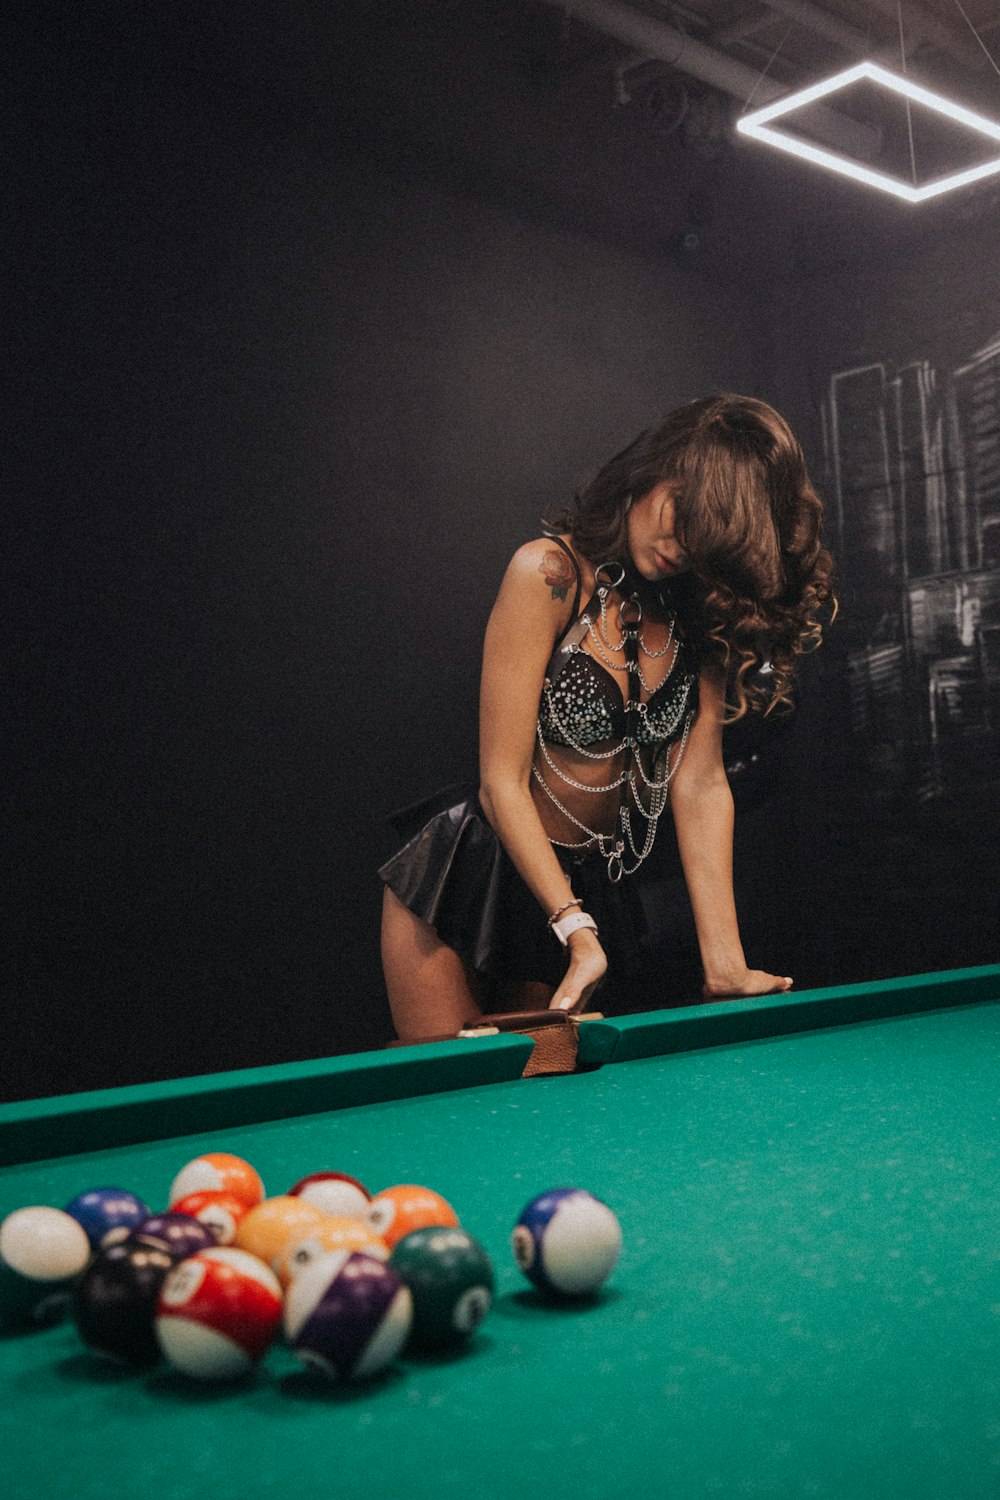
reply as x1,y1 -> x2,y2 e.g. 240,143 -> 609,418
283,1251 -> 412,1380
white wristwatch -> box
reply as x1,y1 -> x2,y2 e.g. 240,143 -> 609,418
551,911 -> 599,947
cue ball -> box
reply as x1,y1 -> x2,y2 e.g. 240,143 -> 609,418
0,1206 -> 92,1327
512,1189 -> 622,1297
389,1227 -> 494,1350
155,1247 -> 283,1380
63,1187 -> 151,1251
284,1250 -> 413,1381
168,1153 -> 265,1211
365,1185 -> 459,1250
287,1171 -> 371,1219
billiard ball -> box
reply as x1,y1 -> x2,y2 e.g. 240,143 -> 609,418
155,1247 -> 283,1381
512,1189 -> 622,1297
170,1190 -> 250,1246
168,1153 -> 265,1211
63,1187 -> 151,1251
0,1206 -> 92,1327
131,1213 -> 218,1262
277,1217 -> 389,1288
74,1239 -> 176,1363
389,1226 -> 494,1351
365,1185 -> 459,1250
283,1251 -> 413,1381
287,1171 -> 371,1219
234,1196 -> 329,1274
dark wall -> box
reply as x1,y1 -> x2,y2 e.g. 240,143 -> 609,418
5,5 -> 775,1100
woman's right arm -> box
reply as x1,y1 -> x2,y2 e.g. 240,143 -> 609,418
478,540 -> 608,1011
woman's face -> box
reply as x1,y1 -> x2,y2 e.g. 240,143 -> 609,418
626,482 -> 689,581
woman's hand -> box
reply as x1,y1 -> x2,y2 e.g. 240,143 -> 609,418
702,968 -> 793,1000
550,929 -> 608,1012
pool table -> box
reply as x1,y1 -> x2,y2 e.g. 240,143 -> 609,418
2,964 -> 999,1500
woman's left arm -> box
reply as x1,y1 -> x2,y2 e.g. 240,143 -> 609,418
670,664 -> 793,1000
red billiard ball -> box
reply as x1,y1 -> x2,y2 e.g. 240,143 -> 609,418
170,1190 -> 251,1246
287,1171 -> 371,1219
155,1248 -> 283,1380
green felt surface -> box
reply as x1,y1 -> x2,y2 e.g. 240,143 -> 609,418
2,997 -> 999,1499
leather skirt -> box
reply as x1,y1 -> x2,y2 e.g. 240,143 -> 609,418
378,783 -> 658,1009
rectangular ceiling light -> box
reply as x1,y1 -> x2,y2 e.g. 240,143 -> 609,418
736,60 -> 1000,202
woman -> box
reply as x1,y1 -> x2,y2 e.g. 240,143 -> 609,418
380,394 -> 835,1042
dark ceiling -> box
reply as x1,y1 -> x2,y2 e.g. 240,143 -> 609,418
328,0 -> 1000,282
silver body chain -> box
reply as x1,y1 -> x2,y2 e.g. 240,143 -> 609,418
534,585 -> 696,882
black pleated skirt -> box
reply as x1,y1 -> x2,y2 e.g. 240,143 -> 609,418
378,783 -> 661,1008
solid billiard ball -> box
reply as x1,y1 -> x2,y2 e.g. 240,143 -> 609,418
365,1185 -> 459,1250
168,1153 -> 265,1211
283,1250 -> 413,1381
131,1213 -> 218,1262
0,1206 -> 92,1327
234,1196 -> 329,1275
63,1187 -> 151,1251
170,1190 -> 251,1246
155,1247 -> 283,1381
276,1217 -> 389,1288
512,1189 -> 622,1298
74,1240 -> 176,1363
389,1226 -> 494,1351
287,1171 -> 371,1219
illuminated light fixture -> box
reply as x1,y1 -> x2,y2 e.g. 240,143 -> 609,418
736,60 -> 1000,202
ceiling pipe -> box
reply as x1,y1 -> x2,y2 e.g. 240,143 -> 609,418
762,0 -> 867,55
863,0 -> 986,71
540,0 -> 880,158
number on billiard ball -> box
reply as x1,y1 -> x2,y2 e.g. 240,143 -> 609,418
155,1247 -> 283,1380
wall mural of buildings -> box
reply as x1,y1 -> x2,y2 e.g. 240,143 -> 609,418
823,331 -> 1000,800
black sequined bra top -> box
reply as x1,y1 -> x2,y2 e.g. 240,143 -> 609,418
537,541 -> 700,751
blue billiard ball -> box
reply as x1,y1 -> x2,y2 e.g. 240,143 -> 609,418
63,1187 -> 151,1251
512,1189 -> 622,1297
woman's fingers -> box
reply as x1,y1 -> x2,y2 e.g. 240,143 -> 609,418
550,938 -> 607,1011
702,969 -> 793,1000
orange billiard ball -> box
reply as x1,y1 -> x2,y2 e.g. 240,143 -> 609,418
234,1196 -> 329,1275
168,1154 -> 265,1212
365,1185 -> 459,1251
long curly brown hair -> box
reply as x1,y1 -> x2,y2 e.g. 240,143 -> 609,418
547,395 -> 836,718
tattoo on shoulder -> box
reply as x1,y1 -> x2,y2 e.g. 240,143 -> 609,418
540,548 -> 574,602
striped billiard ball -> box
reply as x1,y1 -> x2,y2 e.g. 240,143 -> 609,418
156,1247 -> 283,1380
284,1251 -> 412,1381
512,1189 -> 622,1298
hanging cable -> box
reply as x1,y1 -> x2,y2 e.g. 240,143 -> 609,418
897,0 -> 918,185
742,22 -> 794,113
951,0 -> 1000,80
